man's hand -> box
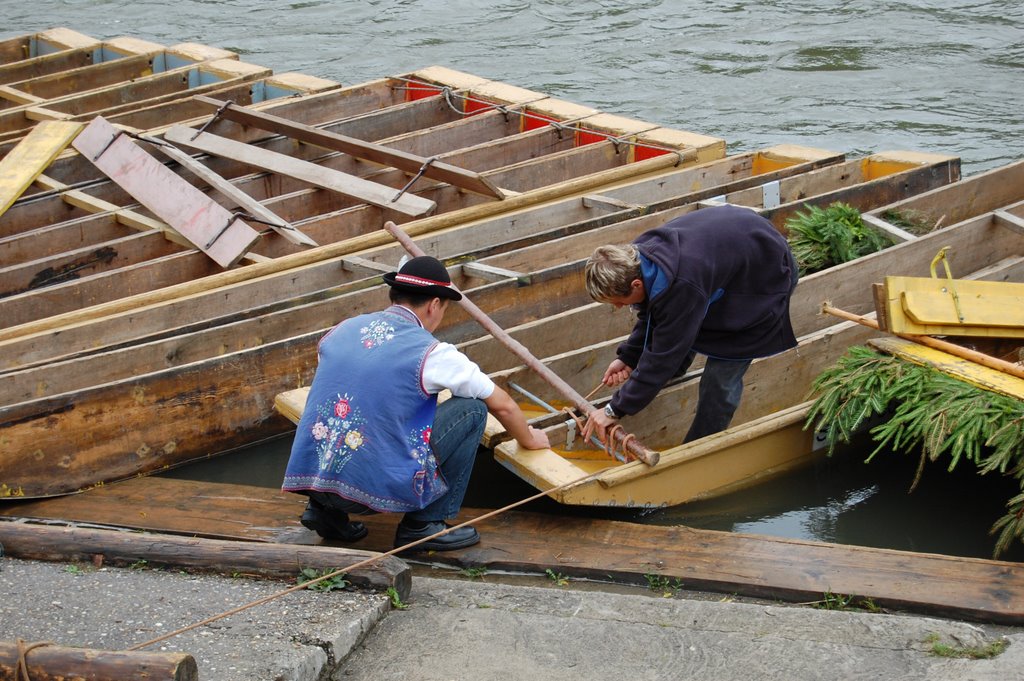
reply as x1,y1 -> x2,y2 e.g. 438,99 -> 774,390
582,408 -> 617,444
602,359 -> 633,387
520,425 -> 550,450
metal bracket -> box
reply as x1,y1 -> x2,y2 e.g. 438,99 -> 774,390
564,419 -> 577,450
92,130 -> 124,162
191,99 -> 234,141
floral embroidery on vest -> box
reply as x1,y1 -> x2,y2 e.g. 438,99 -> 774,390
311,393 -> 368,474
359,319 -> 396,349
406,424 -> 436,496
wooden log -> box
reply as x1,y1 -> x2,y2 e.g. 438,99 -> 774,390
0,520 -> 411,599
0,640 -> 197,681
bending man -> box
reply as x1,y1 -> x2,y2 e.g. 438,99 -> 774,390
581,205 -> 798,445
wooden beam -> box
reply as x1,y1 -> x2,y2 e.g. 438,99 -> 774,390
461,261 -> 529,284
862,212 -> 916,242
995,209 -> 1024,235
869,336 -> 1024,401
0,640 -> 197,681
580,194 -> 637,212
0,84 -> 43,104
33,173 -> 185,242
163,124 -> 437,218
72,117 -> 261,268
194,95 -> 505,200
145,134 -> 318,247
0,520 -> 410,598
341,255 -> 392,276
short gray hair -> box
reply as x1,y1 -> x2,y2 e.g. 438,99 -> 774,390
585,244 -> 641,301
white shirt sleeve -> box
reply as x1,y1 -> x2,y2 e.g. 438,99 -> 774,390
423,342 -> 495,399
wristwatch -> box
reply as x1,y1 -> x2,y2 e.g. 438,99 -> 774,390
603,403 -> 620,419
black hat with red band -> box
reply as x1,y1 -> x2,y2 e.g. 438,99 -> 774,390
382,255 -> 462,301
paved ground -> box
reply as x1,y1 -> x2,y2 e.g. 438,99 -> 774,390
2,556 -> 1021,680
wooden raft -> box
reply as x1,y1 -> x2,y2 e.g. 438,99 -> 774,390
2,476 -> 1021,625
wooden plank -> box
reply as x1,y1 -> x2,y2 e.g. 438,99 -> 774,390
0,84 -> 44,104
0,136 -> 691,340
3,477 -> 1020,624
71,116 -> 260,267
147,134 -> 318,247
461,261 -> 528,284
194,95 -> 505,199
163,125 -> 438,217
0,120 -> 82,216
0,520 -> 411,598
0,230 -> 184,297
341,255 -> 393,276
869,336 -> 1024,400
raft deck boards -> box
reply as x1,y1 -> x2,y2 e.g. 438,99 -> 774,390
2,476 -> 1020,625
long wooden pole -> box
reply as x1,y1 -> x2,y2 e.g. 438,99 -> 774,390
384,220 -> 660,466
821,303 -> 1024,380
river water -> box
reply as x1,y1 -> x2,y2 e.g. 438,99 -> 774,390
4,2 -> 1023,559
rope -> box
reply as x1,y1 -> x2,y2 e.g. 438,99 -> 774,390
560,406 -> 586,433
16,639 -> 52,681
606,423 -> 634,462
128,467 -> 612,652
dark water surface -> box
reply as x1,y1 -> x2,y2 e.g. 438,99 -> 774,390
6,2 -> 1023,559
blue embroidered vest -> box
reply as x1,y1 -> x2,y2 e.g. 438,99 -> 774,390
282,305 -> 447,512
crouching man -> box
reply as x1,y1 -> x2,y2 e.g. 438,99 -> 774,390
283,256 -> 549,551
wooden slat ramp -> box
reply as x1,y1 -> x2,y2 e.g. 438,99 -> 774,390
2,476 -> 1021,624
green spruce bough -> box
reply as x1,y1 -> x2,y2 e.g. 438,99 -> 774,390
806,346 -> 1024,557
786,202 -> 892,276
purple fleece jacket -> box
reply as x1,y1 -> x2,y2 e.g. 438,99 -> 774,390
610,205 -> 798,417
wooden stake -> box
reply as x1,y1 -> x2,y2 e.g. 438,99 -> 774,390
0,639 -> 197,681
383,220 -> 660,466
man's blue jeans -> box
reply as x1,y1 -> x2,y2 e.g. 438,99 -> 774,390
304,396 -> 487,522
679,353 -> 752,443
406,396 -> 487,523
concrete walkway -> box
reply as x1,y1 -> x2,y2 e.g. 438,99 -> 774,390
2,557 -> 1021,680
